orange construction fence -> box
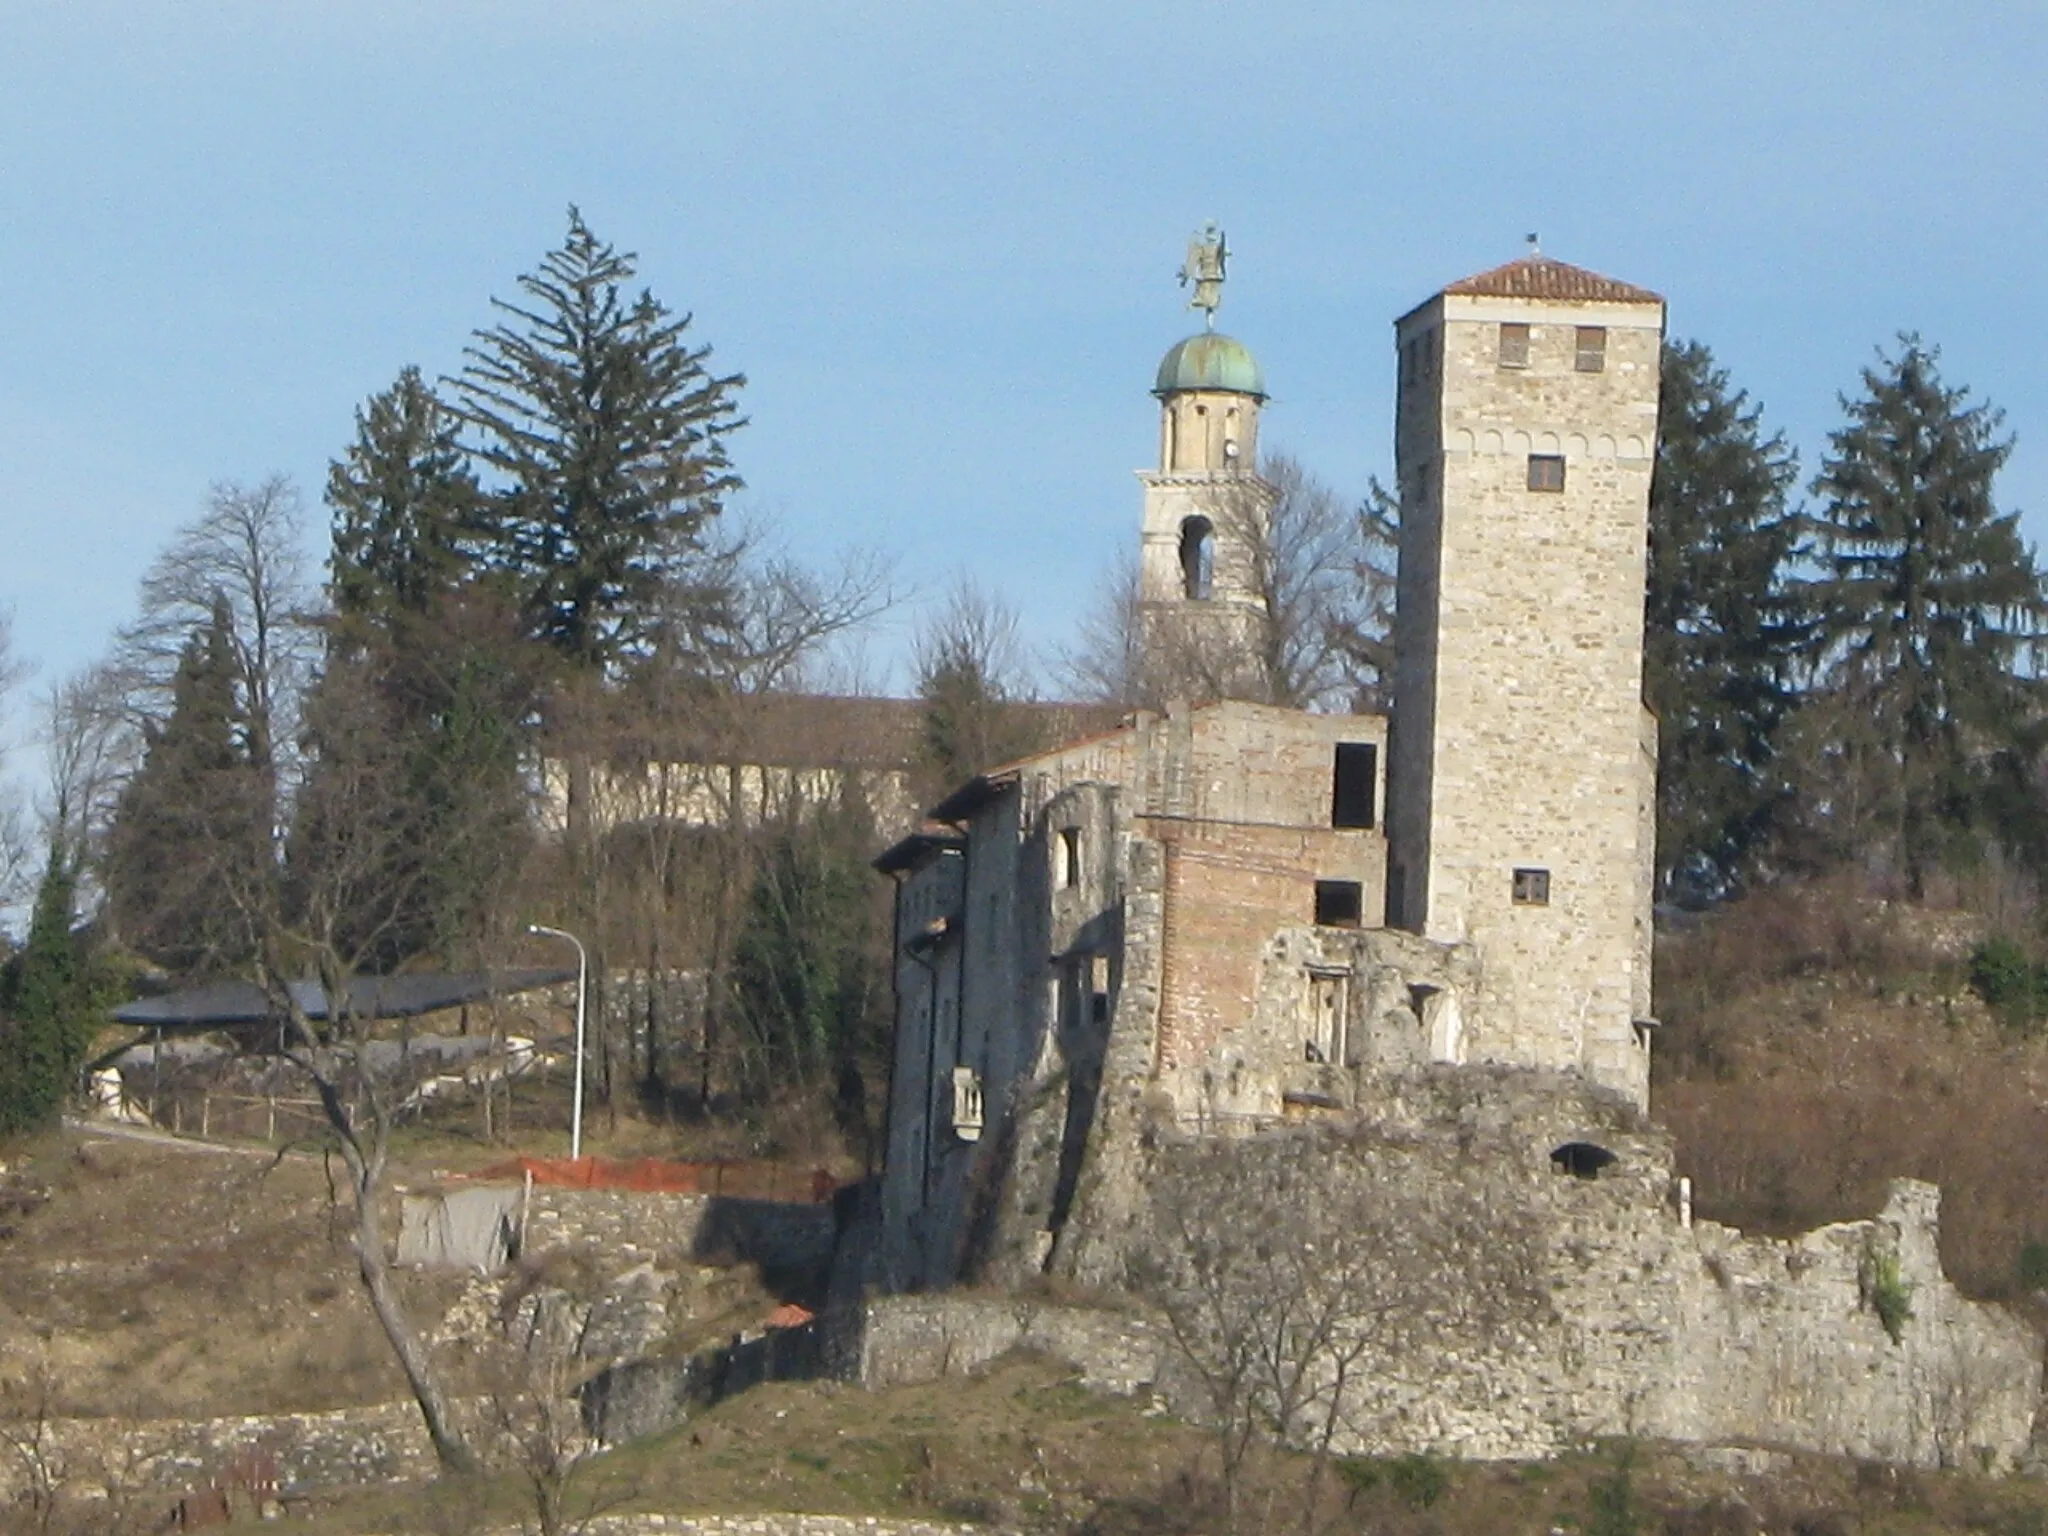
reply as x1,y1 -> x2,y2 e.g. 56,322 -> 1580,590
473,1155 -> 840,1204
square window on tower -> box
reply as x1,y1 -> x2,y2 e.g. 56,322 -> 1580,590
1498,322 -> 1530,369
1527,454 -> 1566,493
1575,326 -> 1607,372
1512,867 -> 1552,906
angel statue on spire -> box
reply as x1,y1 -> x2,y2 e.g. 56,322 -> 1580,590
1178,223 -> 1228,326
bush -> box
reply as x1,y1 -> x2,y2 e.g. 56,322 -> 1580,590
1865,1248 -> 1915,1344
2015,1240 -> 2048,1293
1586,1441 -> 1642,1536
1970,935 -> 2048,1031
1386,1453 -> 1448,1511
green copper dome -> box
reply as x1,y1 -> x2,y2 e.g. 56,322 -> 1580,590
1153,331 -> 1267,400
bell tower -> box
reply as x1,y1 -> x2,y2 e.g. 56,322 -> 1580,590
1135,225 -> 1272,698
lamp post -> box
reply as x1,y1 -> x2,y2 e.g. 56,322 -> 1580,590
528,923 -> 588,1161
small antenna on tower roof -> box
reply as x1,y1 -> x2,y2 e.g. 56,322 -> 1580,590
1525,232 -> 1541,257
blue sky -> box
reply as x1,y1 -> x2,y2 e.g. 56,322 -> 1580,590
3,1 -> 2045,757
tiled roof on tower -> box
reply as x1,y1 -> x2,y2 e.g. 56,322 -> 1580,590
1442,255 -> 1662,305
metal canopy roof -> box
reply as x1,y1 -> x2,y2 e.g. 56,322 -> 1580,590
111,968 -> 577,1028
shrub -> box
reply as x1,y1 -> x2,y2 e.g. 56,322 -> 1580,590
1865,1248 -> 1915,1344
2016,1240 -> 2048,1293
1586,1441 -> 1642,1536
1386,1453 -> 1448,1511
1970,936 -> 2048,1031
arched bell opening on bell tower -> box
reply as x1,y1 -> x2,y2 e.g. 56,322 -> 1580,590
1179,517 -> 1216,600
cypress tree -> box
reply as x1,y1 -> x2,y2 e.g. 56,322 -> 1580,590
0,844 -> 90,1134
451,208 -> 746,674
1645,339 -> 1802,900
104,602 -> 267,973
1794,335 -> 2048,890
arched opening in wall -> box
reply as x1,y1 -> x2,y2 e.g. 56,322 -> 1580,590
1179,516 -> 1216,600
1550,1142 -> 1619,1181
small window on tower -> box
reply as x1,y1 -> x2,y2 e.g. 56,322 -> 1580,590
1498,323 -> 1530,368
1575,326 -> 1607,373
1527,454 -> 1566,493
1314,880 -> 1364,928
1057,827 -> 1082,889
1512,867 -> 1551,906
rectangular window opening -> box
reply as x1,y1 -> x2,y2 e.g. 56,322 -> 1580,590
1306,970 -> 1349,1065
1057,826 -> 1082,889
1498,322 -> 1530,369
1330,742 -> 1378,829
1575,326 -> 1607,373
1512,867 -> 1552,906
1314,879 -> 1364,928
1527,454 -> 1566,493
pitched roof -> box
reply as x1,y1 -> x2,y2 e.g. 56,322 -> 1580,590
111,968 -> 577,1028
1440,255 -> 1662,305
552,693 -> 1125,773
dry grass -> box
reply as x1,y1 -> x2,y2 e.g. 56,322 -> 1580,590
218,1357 -> 2048,1535
0,1131 -> 413,1420
1654,880 -> 2048,1299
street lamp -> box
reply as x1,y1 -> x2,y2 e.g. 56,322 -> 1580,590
528,923 -> 588,1161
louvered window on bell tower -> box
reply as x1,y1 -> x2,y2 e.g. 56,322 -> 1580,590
1498,323 -> 1530,368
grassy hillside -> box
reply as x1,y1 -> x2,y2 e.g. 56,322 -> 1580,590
1654,881 -> 2048,1303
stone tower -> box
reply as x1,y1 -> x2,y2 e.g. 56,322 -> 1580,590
1384,254 -> 1664,1108
1136,330 -> 1272,695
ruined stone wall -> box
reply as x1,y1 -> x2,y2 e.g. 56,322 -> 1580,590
1004,1070 -> 2043,1470
0,1400 -> 439,1503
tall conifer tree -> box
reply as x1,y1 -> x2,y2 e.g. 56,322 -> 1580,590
452,209 -> 746,674
104,601 -> 268,973
1795,335 -> 2048,890
327,366 -> 480,634
1645,339 -> 1802,899
0,843 -> 91,1133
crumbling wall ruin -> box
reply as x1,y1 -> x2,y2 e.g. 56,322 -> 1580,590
929,1069 -> 2043,1470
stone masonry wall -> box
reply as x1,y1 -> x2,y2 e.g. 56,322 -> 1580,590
895,1069 -> 2042,1471
0,1400 -> 438,1503
520,1189 -> 836,1289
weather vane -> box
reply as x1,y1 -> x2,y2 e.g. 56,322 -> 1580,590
1178,222 -> 1229,329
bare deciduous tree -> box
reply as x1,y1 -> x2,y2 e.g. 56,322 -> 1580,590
912,575 -> 1048,793
114,475 -> 316,777
547,518 -> 896,1117
1130,1130 -> 1539,1535
0,609 -> 32,906
39,663 -> 140,905
235,654 -> 534,1470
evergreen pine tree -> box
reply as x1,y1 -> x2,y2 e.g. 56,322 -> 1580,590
327,366 -> 480,635
0,843 -> 90,1134
1795,335 -> 2048,890
104,602 -> 267,973
451,209 -> 746,674
1645,339 -> 1802,900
